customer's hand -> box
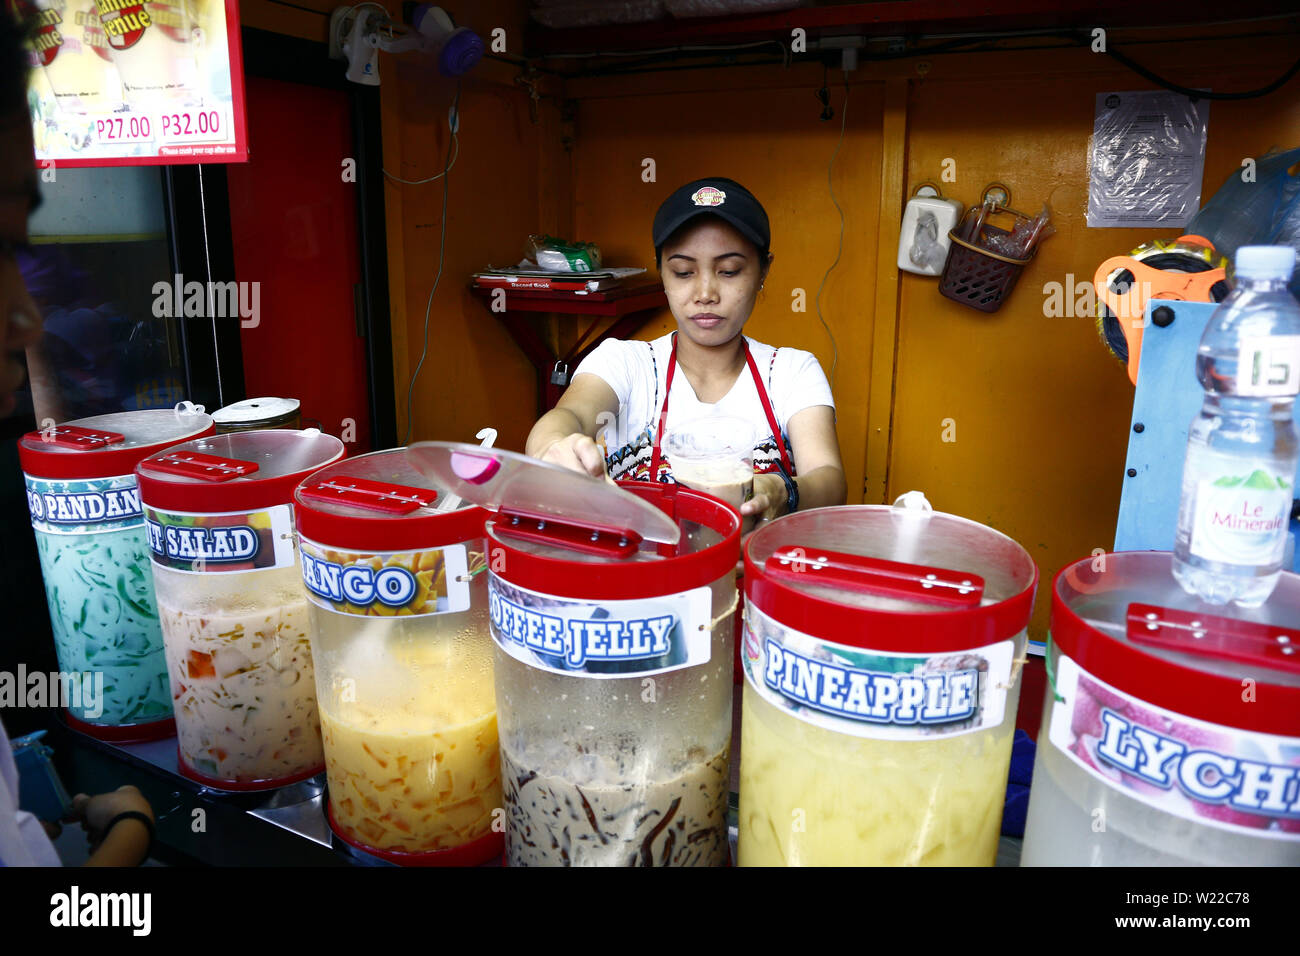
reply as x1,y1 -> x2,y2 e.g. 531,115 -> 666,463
67,785 -> 154,865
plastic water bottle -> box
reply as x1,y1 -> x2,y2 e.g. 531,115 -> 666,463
1172,246 -> 1300,607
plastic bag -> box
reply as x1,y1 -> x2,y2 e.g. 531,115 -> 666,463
908,211 -> 947,271
980,204 -> 1054,259
1185,147 -> 1300,262
525,234 -> 603,272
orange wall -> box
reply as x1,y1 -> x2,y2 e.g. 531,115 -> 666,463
564,35 -> 1300,640
234,7 -> 1300,640
240,0 -> 548,451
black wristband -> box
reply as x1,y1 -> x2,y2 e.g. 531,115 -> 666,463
775,462 -> 799,514
104,811 -> 154,844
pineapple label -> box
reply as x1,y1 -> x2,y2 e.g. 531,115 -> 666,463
143,503 -> 296,573
1190,466 -> 1293,566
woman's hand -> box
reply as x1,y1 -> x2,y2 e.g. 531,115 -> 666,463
741,473 -> 788,524
538,432 -> 606,478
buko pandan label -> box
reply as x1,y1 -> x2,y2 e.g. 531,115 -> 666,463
742,603 -> 1015,740
144,503 -> 295,573
298,540 -> 471,618
1048,654 -> 1300,840
488,573 -> 712,678
25,473 -> 143,534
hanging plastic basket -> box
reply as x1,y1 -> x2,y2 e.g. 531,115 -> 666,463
939,194 -> 1037,313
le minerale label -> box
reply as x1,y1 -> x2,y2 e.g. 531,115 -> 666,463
1048,655 -> 1300,839
742,603 -> 1013,740
298,540 -> 470,618
143,504 -> 295,573
25,474 -> 143,534
488,572 -> 712,679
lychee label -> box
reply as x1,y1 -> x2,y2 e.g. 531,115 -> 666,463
1048,655 -> 1300,839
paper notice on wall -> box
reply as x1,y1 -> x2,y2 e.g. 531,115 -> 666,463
1087,90 -> 1210,228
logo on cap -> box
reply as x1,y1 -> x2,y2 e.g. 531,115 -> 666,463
691,186 -> 726,207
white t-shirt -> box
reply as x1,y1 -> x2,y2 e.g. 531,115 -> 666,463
573,333 -> 834,481
0,719 -> 62,867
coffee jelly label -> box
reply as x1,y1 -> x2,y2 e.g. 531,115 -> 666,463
25,473 -> 143,535
143,503 -> 295,573
1048,654 -> 1300,840
298,539 -> 472,618
742,603 -> 1015,740
488,573 -> 712,679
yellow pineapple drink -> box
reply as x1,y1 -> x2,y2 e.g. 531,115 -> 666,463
738,503 -> 1037,867
293,448 -> 502,865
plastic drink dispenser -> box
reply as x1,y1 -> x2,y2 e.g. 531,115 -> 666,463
407,442 -> 741,866
292,449 -> 502,865
738,498 -> 1038,865
18,407 -> 214,740
135,429 -> 344,789
1021,551 -> 1300,865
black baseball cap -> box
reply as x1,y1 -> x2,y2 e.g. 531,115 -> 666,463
652,178 -> 770,255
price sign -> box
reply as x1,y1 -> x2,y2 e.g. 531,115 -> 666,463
156,107 -> 230,144
93,114 -> 156,147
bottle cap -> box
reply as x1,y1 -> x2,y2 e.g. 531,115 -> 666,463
1235,245 -> 1296,279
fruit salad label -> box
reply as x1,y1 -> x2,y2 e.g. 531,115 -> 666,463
24,473 -> 143,535
488,573 -> 712,679
1189,465 -> 1293,566
298,539 -> 471,618
742,603 -> 1015,740
1048,654 -> 1300,840
143,503 -> 295,573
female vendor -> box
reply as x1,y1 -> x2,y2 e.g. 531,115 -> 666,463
525,177 -> 846,521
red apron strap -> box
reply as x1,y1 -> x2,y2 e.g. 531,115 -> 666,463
744,340 -> 794,476
648,333 -> 678,482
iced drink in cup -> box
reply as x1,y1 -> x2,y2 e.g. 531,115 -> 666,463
10,0 -> 120,112
94,0 -> 200,108
665,415 -> 757,532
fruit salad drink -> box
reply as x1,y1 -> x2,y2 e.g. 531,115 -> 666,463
739,684 -> 1017,866
501,740 -> 729,867
314,613 -> 501,855
137,428 -> 345,788
155,568 -> 321,785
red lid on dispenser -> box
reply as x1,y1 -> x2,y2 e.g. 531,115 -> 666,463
1050,551 -> 1300,735
404,441 -> 740,600
743,498 -> 1038,654
293,447 -> 488,552
136,429 -> 345,513
18,407 -> 215,480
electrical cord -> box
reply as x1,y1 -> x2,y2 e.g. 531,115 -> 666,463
402,80 -> 460,446
383,132 -> 458,184
814,74 -> 848,392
